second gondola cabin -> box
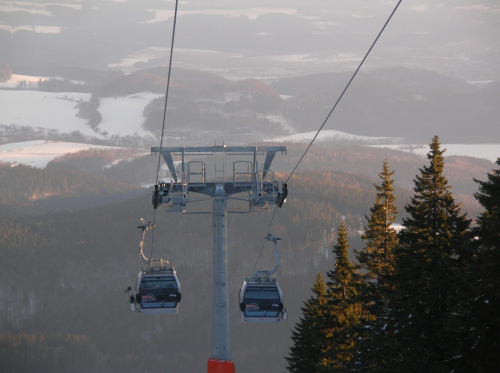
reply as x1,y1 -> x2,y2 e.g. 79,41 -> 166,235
239,276 -> 284,323
134,266 -> 181,315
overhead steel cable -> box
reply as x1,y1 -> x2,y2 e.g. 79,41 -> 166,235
285,0 -> 403,184
252,0 -> 403,271
137,0 -> 180,360
149,0 -> 180,260
155,0 -> 179,187
250,205 -> 279,276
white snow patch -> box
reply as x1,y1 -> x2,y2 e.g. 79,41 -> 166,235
98,93 -> 163,137
351,13 -> 374,19
0,90 -> 161,138
410,5 -> 428,12
0,90 -> 95,136
145,8 -> 297,23
391,224 -> 404,232
267,129 -> 398,143
454,5 -> 490,12
108,47 -> 168,69
266,114 -> 295,133
261,52 -> 362,65
0,140 -> 121,169
0,25 -> 61,33
370,144 -> 500,163
468,80 -> 494,87
0,3 -> 50,16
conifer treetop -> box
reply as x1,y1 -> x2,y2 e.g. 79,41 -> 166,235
474,157 -> 500,244
327,220 -> 354,299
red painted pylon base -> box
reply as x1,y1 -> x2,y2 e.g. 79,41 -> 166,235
207,359 -> 235,373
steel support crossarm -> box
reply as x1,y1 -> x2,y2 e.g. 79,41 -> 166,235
151,145 -> 286,155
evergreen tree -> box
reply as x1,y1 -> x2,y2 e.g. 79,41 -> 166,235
357,160 -> 398,301
387,136 -> 471,372
322,220 -> 366,372
354,160 -> 399,370
287,273 -> 329,373
474,157 -> 500,246
465,157 -> 500,370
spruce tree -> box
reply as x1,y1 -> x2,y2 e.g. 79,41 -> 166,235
357,160 -> 398,301
465,157 -> 500,370
387,136 -> 471,372
322,220 -> 366,372
287,273 -> 329,373
474,157 -> 500,245
354,160 -> 398,370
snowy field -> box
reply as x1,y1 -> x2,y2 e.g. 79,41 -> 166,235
0,90 -> 93,135
270,132 -> 500,163
269,130 -> 400,144
1,139 -> 498,170
0,140 -> 121,168
0,89 -> 162,138
0,82 -> 498,168
370,144 -> 500,163
98,93 -> 162,137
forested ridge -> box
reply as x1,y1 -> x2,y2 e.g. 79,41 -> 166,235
7,65 -> 499,145
0,159 -> 143,218
0,163 -> 136,203
96,67 -> 500,143
0,142 -> 497,372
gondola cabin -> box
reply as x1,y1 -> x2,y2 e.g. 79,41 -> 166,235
239,277 -> 284,323
134,267 -> 181,314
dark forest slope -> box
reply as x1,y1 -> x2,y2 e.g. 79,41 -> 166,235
0,142 -> 496,372
0,159 -> 142,218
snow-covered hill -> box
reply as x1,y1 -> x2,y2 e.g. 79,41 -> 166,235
370,144 -> 500,163
0,140 -> 121,168
269,129 -> 401,144
269,132 -> 500,163
1,80 -> 498,167
0,89 -> 161,139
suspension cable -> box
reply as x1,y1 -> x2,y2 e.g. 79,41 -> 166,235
148,0 -> 180,260
250,206 -> 279,276
251,0 -> 403,272
285,0 -> 402,184
155,0 -> 179,186
137,2 -> 180,366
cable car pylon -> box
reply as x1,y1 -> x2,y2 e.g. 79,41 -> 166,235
151,145 -> 287,373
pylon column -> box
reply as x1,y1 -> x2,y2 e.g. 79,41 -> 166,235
208,185 -> 235,373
